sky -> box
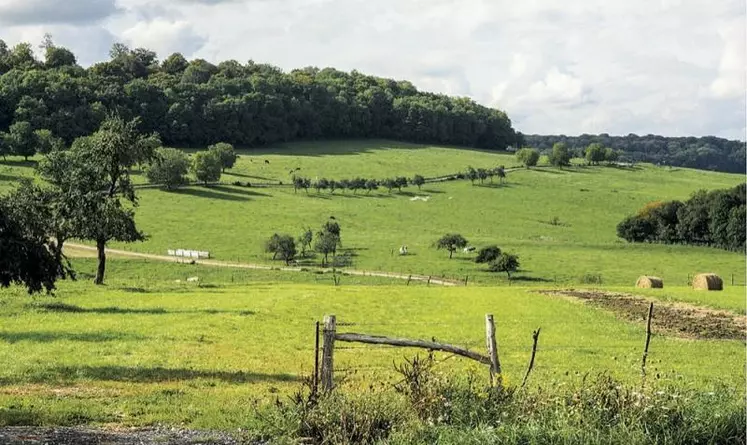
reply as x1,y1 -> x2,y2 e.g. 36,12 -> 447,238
0,0 -> 745,140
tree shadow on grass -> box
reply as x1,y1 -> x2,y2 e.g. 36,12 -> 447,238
1,366 -> 300,385
0,331 -> 146,343
169,187 -> 250,202
529,168 -> 567,175
510,276 -> 554,283
30,302 -> 255,316
210,185 -> 270,197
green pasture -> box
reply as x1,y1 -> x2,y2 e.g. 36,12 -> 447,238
0,139 -> 743,286
0,261 -> 743,428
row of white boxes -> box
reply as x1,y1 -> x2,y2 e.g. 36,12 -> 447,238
167,249 -> 210,259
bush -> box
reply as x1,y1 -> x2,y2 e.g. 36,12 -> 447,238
516,148 -> 540,168
580,273 -> 603,284
475,245 -> 501,263
145,147 -> 190,189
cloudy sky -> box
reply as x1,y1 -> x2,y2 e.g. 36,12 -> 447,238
1,0 -> 745,139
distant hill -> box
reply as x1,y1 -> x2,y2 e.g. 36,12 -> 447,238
523,134 -> 746,174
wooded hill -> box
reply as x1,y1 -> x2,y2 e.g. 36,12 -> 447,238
0,39 -> 517,152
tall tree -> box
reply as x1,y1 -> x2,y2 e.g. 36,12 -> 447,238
6,121 -> 36,160
435,233 -> 468,259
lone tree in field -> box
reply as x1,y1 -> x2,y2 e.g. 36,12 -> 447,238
585,143 -> 605,166
264,234 -> 296,265
0,182 -> 74,294
208,142 -> 237,172
298,228 -> 313,257
435,233 -> 468,259
145,147 -> 190,189
191,150 -> 222,185
516,148 -> 540,168
411,174 -> 425,190
475,245 -> 502,263
489,253 -> 520,278
549,142 -> 572,168
315,219 -> 342,266
62,116 -> 158,284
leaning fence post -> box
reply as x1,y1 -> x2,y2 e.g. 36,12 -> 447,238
641,303 -> 654,385
321,315 -> 336,392
521,328 -> 541,389
485,314 -> 501,384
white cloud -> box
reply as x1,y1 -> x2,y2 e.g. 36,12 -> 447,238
0,0 -> 744,139
121,19 -> 206,58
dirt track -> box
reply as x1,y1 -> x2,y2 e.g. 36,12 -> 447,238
65,243 -> 460,287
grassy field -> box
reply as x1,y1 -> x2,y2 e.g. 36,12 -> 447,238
0,262 -> 743,429
1,140 -> 744,287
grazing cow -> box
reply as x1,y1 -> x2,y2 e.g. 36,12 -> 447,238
399,245 -> 408,255
463,246 -> 476,253
264,159 -> 270,164
186,276 -> 199,282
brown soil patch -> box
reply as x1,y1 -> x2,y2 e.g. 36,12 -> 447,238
538,289 -> 746,341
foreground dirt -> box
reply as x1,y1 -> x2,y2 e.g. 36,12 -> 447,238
0,426 -> 254,445
538,289 -> 746,340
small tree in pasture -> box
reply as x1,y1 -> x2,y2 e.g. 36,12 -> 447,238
495,166 -> 506,184
298,228 -> 313,257
265,233 -> 296,264
315,231 -> 340,267
604,147 -> 619,164
516,148 -> 540,168
191,150 -> 222,185
395,176 -> 408,192
208,142 -> 237,172
5,121 -> 36,161
328,180 -> 338,194
477,168 -> 488,184
475,245 -> 501,263
365,179 -> 379,193
34,129 -> 64,154
489,253 -> 520,278
549,142 -> 572,167
466,166 -> 478,185
585,143 -> 605,165
383,178 -> 397,193
145,147 -> 190,189
435,233 -> 468,259
411,174 -> 425,190
339,179 -> 351,193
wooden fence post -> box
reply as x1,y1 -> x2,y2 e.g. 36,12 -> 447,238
427,276 -> 431,286
313,321 -> 320,395
321,315 -> 336,392
521,328 -> 541,389
407,275 -> 412,286
464,275 -> 469,286
485,314 -> 501,383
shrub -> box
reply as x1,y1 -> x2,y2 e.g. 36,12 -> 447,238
146,147 -> 190,189
488,252 -> 519,278
516,148 -> 540,168
475,245 -> 501,263
580,273 -> 603,284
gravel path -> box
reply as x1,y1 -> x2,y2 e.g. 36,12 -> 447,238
0,426 -> 255,445
65,243 -> 460,287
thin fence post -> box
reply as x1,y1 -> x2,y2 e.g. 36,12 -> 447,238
313,321 -> 320,395
731,274 -> 734,286
407,275 -> 412,286
485,314 -> 501,384
521,328 -> 541,389
641,303 -> 654,385
464,275 -> 469,286
427,276 -> 431,286
321,315 -> 336,392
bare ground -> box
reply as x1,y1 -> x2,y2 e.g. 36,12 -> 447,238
538,289 -> 746,340
0,426 -> 256,445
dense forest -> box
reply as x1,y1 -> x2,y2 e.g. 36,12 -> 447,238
0,38 -> 518,153
524,134 -> 746,174
617,184 -> 746,252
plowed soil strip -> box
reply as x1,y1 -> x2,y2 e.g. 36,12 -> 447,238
538,289 -> 746,340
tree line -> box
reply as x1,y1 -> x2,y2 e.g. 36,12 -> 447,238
616,183 -> 745,252
523,134 -> 745,174
0,37 -> 519,158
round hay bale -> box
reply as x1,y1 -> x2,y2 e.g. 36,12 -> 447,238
636,276 -> 663,288
692,273 -> 723,291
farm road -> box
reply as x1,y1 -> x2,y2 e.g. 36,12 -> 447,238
64,243 -> 460,287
